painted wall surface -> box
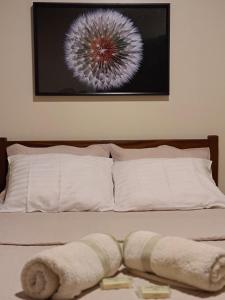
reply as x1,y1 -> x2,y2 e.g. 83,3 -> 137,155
0,0 -> 225,191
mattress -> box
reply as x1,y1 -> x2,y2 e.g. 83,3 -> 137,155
1,209 -> 225,300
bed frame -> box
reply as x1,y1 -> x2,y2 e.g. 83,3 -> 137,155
0,135 -> 218,193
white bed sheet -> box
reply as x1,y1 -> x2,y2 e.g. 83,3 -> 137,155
1,209 -> 225,300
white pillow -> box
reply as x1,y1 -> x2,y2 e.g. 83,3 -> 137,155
1,154 -> 114,212
109,144 -> 210,160
113,158 -> 225,211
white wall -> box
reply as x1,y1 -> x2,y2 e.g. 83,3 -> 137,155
0,0 -> 225,191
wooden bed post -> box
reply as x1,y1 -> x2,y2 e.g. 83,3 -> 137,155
208,135 -> 218,186
0,137 -> 7,192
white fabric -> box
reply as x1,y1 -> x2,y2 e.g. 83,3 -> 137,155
7,143 -> 110,157
109,143 -> 210,160
2,154 -> 114,212
124,231 -> 225,291
113,158 -> 225,211
21,233 -> 122,299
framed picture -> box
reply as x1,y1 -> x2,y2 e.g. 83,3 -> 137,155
33,2 -> 170,96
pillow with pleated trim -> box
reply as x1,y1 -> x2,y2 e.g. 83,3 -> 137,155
113,157 -> 225,211
1,154 -> 114,212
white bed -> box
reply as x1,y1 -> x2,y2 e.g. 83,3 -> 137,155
1,135 -> 225,300
1,210 -> 225,300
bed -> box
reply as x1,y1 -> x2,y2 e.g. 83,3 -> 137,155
1,135 -> 225,300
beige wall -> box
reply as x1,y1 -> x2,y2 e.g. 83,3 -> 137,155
0,0 -> 225,191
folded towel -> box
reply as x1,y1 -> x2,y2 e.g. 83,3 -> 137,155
21,233 -> 122,299
123,231 -> 225,291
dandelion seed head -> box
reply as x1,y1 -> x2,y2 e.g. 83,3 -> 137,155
64,9 -> 143,90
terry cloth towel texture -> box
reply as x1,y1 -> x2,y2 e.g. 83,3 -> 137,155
21,233 -> 122,300
123,231 -> 225,292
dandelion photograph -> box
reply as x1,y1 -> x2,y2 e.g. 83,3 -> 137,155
33,3 -> 170,96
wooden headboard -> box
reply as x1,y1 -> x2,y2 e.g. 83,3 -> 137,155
0,135 -> 218,192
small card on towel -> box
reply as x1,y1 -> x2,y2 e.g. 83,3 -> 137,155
138,284 -> 171,299
100,275 -> 133,290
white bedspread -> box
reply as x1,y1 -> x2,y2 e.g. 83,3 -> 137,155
1,209 -> 225,299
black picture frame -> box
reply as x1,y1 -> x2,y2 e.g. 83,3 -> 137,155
33,2 -> 170,96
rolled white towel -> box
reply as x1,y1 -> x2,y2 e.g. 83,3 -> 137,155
123,231 -> 225,292
21,233 -> 122,299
